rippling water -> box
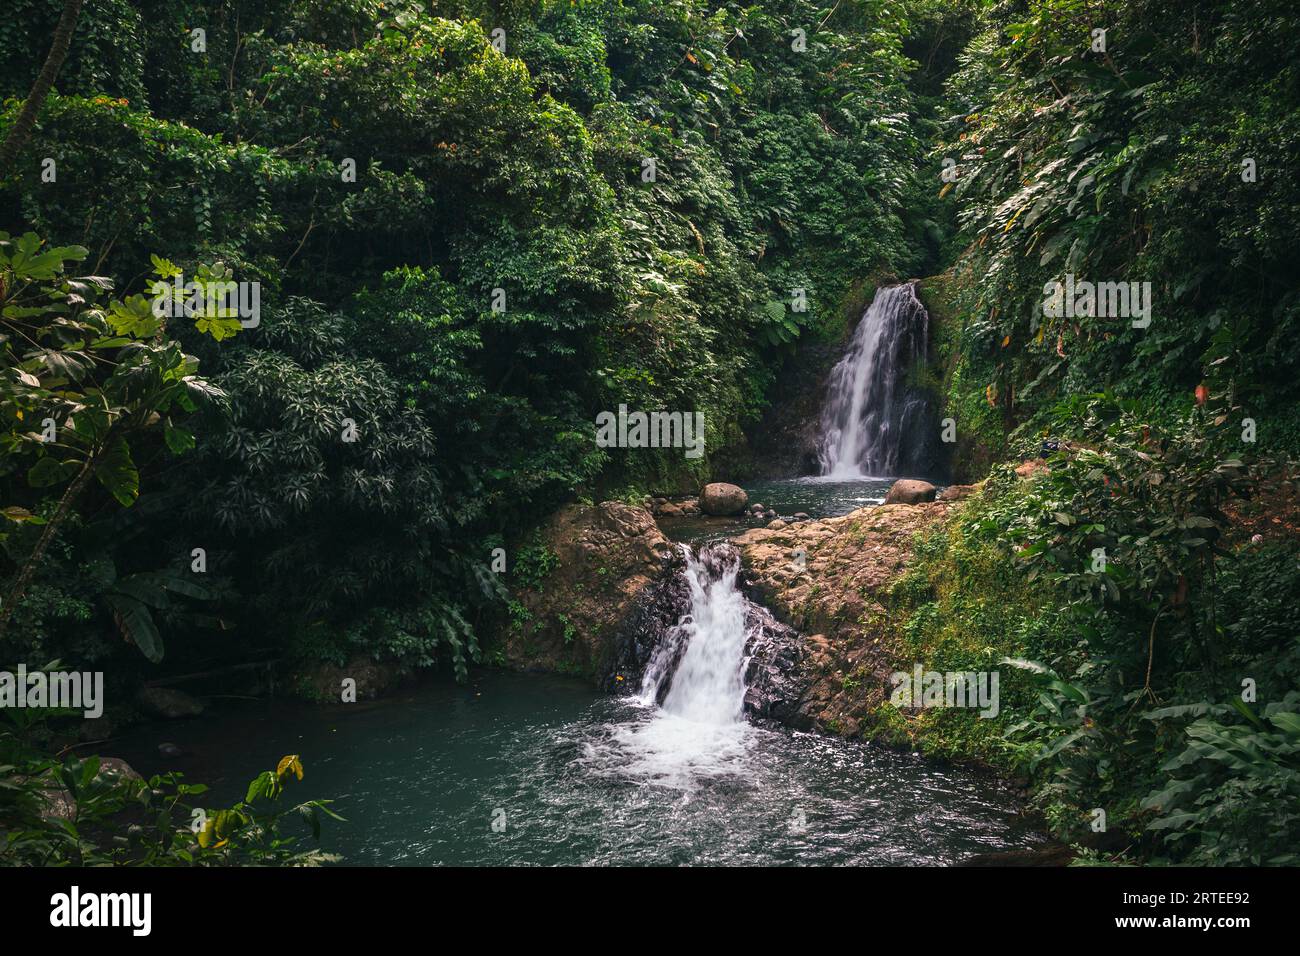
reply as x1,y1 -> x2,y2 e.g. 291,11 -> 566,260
749,475 -> 898,515
654,475 -> 901,545
107,474 -> 1016,866
111,672 -> 1039,866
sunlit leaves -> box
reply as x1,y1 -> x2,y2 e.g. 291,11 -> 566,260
276,754 -> 304,783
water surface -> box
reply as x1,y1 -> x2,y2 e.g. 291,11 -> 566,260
112,670 -> 1038,866
658,475 -> 898,544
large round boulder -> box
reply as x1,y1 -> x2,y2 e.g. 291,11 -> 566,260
883,479 -> 937,505
700,482 -> 749,515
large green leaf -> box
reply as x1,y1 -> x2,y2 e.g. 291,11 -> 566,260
104,593 -> 163,663
94,436 -> 139,507
27,456 -> 81,488
120,571 -> 215,603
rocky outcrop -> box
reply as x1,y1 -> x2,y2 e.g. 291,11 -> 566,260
292,658 -> 406,702
648,496 -> 701,517
502,501 -> 680,685
915,273 -> 1003,485
734,502 -> 951,735
630,540 -> 809,720
700,482 -> 749,515
884,478 -> 937,504
937,483 -> 980,501
27,758 -> 143,821
599,569 -> 693,693
739,340 -> 848,478
136,686 -> 204,718
741,601 -> 806,721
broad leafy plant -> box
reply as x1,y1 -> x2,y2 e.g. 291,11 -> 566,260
0,233 -> 232,651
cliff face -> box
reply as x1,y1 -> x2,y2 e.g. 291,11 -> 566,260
731,340 -> 843,479
501,501 -> 686,688
915,269 -> 1006,485
503,493 -> 975,747
733,501 -> 953,735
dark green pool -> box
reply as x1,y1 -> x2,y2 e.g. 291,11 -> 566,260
111,670 -> 1039,866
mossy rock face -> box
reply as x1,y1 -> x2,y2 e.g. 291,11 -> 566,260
501,501 -> 683,686
917,269 -> 1008,485
737,340 -> 843,479
733,501 -> 954,736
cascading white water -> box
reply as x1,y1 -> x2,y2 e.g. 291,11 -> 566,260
610,542 -> 755,789
818,282 -> 932,479
642,543 -> 750,724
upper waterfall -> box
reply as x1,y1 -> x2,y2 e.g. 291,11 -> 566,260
817,282 -> 941,480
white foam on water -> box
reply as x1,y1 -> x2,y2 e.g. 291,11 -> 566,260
595,543 -> 757,791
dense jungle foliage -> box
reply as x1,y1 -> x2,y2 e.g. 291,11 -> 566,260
2,0 -> 1297,866
1,0 -> 949,684
892,0 -> 1300,865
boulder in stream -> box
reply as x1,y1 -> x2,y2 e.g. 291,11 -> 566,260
137,686 -> 205,718
700,482 -> 749,515
883,478 -> 937,504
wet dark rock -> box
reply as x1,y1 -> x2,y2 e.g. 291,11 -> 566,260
137,686 -> 204,718
740,338 -> 844,479
598,551 -> 691,693
742,603 -> 808,721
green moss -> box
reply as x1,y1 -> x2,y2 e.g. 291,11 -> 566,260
860,483 -> 1076,771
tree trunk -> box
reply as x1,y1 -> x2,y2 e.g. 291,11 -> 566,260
0,0 -> 85,173
0,456 -> 94,643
